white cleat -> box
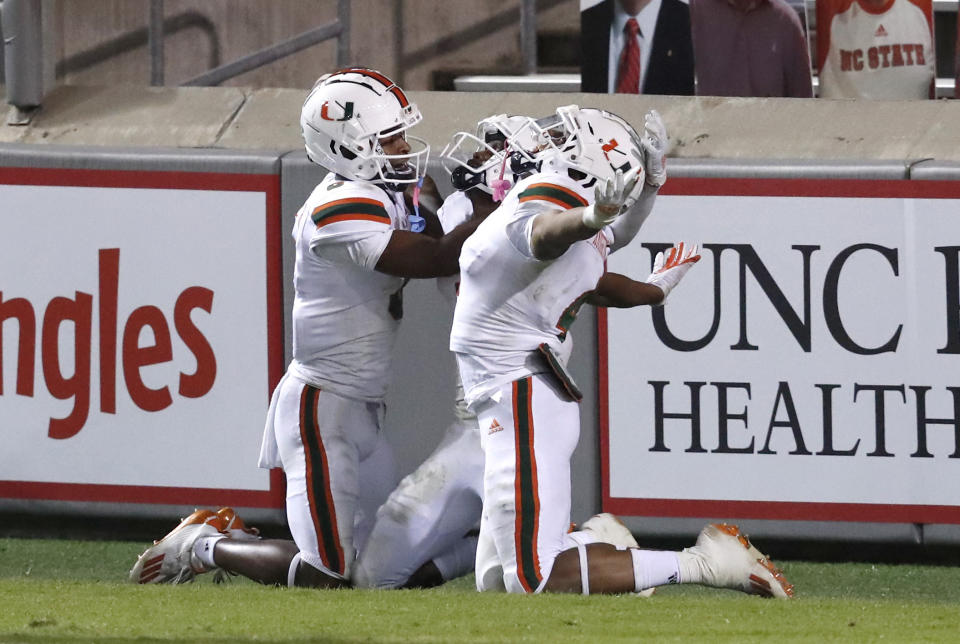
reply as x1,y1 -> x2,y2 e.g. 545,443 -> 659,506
129,509 -> 224,584
682,523 -> 794,599
580,513 -> 655,598
581,513 -> 639,549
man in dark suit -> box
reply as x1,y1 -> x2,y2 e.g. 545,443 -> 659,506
581,0 -> 695,95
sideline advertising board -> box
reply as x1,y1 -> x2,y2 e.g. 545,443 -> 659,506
602,178 -> 960,524
0,167 -> 284,508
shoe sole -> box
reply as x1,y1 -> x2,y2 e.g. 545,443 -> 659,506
711,523 -> 794,599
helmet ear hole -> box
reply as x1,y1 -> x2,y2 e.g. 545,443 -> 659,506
339,145 -> 357,161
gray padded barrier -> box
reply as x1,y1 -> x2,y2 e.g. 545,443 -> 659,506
669,158 -> 910,180
0,142 -> 280,173
0,496 -> 283,527
921,524 -> 960,547
909,160 -> 960,181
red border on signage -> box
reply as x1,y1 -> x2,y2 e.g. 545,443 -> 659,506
599,177 -> 960,524
660,177 -> 960,199
0,166 -> 285,509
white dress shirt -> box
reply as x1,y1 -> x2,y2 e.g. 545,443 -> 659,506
606,0 -> 663,92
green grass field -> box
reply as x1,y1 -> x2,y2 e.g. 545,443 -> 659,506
3,537 -> 960,643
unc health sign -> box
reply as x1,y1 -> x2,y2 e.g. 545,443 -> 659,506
602,178 -> 960,524
0,167 -> 284,508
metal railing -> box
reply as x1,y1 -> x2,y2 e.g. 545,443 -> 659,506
178,0 -> 351,87
2,0 -> 44,119
2,0 -> 351,122
520,0 -> 537,76
0,1 -> 5,85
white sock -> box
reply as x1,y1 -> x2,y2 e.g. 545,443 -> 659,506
288,553 -> 302,587
629,549 -> 681,592
676,548 -> 704,584
192,534 -> 226,569
564,531 -> 601,595
433,534 -> 479,581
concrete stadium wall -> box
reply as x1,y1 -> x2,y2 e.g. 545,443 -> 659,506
41,0 -> 579,91
2,86 -> 960,550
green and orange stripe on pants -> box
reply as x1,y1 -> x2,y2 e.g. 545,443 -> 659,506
512,377 -> 542,592
298,385 -> 345,575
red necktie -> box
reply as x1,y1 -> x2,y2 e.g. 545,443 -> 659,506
615,18 -> 641,94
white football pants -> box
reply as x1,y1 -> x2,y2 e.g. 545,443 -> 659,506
273,376 -> 397,579
475,373 -> 580,593
353,417 -> 485,588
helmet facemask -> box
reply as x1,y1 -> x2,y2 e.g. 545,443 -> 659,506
440,114 -> 542,199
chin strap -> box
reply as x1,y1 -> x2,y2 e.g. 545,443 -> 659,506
409,176 -> 426,233
490,142 -> 512,202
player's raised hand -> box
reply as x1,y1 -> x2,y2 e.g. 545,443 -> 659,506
645,242 -> 700,305
582,167 -> 641,230
641,110 -> 668,188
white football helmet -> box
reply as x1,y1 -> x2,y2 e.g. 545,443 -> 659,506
300,67 -> 429,188
520,105 -> 645,190
439,114 -> 540,199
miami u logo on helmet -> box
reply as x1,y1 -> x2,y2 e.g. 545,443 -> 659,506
320,101 -> 355,121
601,138 -> 619,160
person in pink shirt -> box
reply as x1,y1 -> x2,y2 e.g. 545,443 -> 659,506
690,0 -> 813,97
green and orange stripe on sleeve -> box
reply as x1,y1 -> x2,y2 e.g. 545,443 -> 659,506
518,183 -> 588,210
311,198 -> 390,229
512,377 -> 542,593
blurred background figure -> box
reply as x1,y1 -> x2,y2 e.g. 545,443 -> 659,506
580,0 -> 695,95
816,0 -> 935,99
690,0 -> 813,97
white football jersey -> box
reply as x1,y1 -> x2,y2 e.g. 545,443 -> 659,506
450,171 -> 608,407
435,190 -> 473,305
819,0 -> 934,99
289,173 -> 410,401
435,190 -> 474,421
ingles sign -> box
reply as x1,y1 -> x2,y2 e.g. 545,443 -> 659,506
602,179 -> 960,524
0,168 -> 283,508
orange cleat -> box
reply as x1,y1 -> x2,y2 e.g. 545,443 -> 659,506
214,507 -> 261,541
